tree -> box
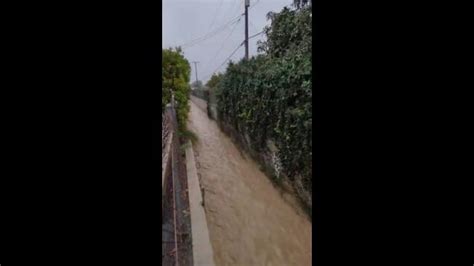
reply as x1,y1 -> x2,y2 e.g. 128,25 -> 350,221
293,0 -> 311,9
206,73 -> 223,91
258,6 -> 311,58
162,47 -> 192,130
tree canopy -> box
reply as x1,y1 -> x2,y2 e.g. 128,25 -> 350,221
205,73 -> 224,91
293,0 -> 311,9
162,47 -> 191,130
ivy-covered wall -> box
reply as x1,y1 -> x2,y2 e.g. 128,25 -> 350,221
215,6 -> 312,215
205,73 -> 223,120
190,88 -> 209,101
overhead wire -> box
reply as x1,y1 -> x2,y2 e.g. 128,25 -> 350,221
249,0 -> 261,9
176,13 -> 244,49
223,0 -> 240,18
249,20 -> 259,32
233,0 -> 245,16
184,0 -> 270,82
202,2 -> 266,81
248,30 -> 265,40
204,16 -> 242,72
202,41 -> 244,81
180,16 -> 242,48
208,0 -> 224,31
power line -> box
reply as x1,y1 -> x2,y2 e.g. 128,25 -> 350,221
191,61 -> 199,83
248,30 -> 265,40
232,0 -> 244,18
180,16 -> 241,48
208,0 -> 224,30
204,16 -> 242,71
202,1 -> 263,81
249,0 -> 260,9
203,41 -> 244,81
183,0 -> 273,82
249,20 -> 259,32
223,0 -> 240,18
176,14 -> 243,49
213,41 -> 244,72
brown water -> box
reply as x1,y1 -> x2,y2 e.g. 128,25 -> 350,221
187,97 -> 312,266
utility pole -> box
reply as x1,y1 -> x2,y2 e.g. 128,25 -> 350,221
192,61 -> 199,84
244,0 -> 250,60
171,64 -> 175,109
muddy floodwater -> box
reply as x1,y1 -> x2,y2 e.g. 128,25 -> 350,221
187,97 -> 312,266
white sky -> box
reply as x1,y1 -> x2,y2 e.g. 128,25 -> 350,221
163,0 -> 293,84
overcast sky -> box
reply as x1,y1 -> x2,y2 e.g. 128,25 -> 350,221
163,0 -> 293,84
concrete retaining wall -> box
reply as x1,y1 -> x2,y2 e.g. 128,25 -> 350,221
185,140 -> 215,266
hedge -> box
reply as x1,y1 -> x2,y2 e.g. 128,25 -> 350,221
215,6 -> 312,215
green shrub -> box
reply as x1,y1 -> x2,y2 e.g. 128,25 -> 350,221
162,47 -> 191,130
216,6 -> 312,212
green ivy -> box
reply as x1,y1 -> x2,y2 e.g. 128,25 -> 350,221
216,6 -> 312,210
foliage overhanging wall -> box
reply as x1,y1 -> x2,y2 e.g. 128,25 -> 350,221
215,6 -> 313,215
162,47 -> 192,130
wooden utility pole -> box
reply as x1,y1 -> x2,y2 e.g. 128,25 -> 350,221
192,61 -> 199,84
244,0 -> 250,60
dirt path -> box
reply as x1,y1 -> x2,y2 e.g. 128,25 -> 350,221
187,97 -> 312,266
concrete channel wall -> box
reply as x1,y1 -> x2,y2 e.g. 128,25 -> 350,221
162,109 -> 173,210
163,99 -> 215,265
185,140 -> 215,266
